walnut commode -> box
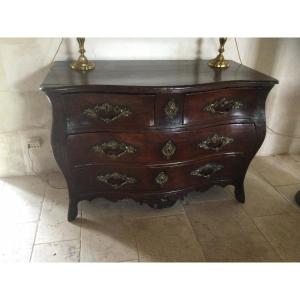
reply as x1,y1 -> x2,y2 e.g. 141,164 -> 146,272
41,60 -> 278,221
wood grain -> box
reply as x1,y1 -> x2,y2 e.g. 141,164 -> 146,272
41,60 -> 278,221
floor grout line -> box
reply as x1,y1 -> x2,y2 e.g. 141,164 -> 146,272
273,188 -> 300,213
29,182 -> 47,263
250,168 -> 278,187
248,168 -> 300,211
268,185 -> 300,213
125,212 -> 186,222
34,238 -> 81,246
181,204 -> 207,262
251,164 -> 300,189
252,211 -> 299,219
132,234 -> 140,263
126,214 -> 141,263
79,204 -> 82,263
273,182 -> 300,187
240,200 -> 284,262
112,257 -> 140,263
2,157 -> 299,263
0,220 -> 40,226
251,217 -> 285,261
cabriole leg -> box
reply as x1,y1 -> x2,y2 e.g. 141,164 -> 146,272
234,179 -> 245,203
68,198 -> 78,221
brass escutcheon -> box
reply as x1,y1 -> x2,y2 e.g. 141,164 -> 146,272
191,163 -> 223,178
203,98 -> 242,114
161,140 -> 176,160
83,102 -> 132,123
164,99 -> 178,120
96,172 -> 136,189
198,134 -> 234,152
92,139 -> 136,159
155,171 -> 168,187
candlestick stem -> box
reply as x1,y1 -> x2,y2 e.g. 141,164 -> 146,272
70,38 -> 95,71
208,38 -> 230,69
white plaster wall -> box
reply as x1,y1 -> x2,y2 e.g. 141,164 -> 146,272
0,38 -> 299,177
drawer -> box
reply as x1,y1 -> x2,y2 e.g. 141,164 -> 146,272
66,123 -> 257,167
184,88 -> 265,126
155,94 -> 183,127
71,155 -> 245,194
63,93 -> 156,132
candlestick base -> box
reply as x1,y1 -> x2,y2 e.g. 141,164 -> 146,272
70,37 -> 95,72
70,57 -> 95,72
208,37 -> 230,69
208,54 -> 230,69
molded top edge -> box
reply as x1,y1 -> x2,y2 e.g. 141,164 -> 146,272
40,60 -> 279,90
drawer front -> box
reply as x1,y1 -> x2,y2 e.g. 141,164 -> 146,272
155,94 -> 183,127
184,88 -> 264,126
63,93 -> 155,132
66,123 -> 256,167
71,155 -> 244,194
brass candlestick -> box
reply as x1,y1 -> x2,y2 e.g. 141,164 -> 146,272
70,38 -> 95,71
208,37 -> 230,69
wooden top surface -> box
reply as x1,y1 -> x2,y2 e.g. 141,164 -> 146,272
40,60 -> 278,90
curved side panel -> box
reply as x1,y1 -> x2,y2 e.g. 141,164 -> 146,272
46,91 -> 79,220
43,85 -> 274,221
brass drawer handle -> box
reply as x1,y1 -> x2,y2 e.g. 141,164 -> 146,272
83,102 -> 132,123
92,139 -> 136,159
203,97 -> 242,114
191,163 -> 223,178
164,99 -> 178,120
155,171 -> 168,187
161,140 -> 176,160
198,134 -> 234,152
97,172 -> 136,189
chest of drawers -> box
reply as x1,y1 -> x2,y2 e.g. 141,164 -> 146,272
41,60 -> 278,221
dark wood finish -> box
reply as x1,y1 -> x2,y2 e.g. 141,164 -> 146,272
184,87 -> 269,126
155,94 -> 184,127
41,60 -> 278,90
71,155 -> 245,194
41,60 -> 278,221
63,93 -> 155,132
66,124 -> 256,167
295,190 -> 300,206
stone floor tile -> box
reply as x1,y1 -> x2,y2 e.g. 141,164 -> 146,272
0,222 -> 37,262
254,213 -> 300,261
80,220 -> 138,262
0,176 -> 45,224
36,221 -> 81,244
131,215 -> 205,262
241,168 -> 297,217
81,198 -> 123,220
80,199 -> 138,262
200,235 -> 281,262
275,184 -> 300,211
39,186 -> 70,225
184,186 -> 234,204
184,199 -> 258,242
46,172 -> 67,189
119,260 -> 139,262
1,155 -> 300,263
118,198 -> 185,220
291,154 -> 300,162
35,186 -> 81,243
251,155 -> 300,186
81,197 -> 185,221
31,240 -> 80,262
184,199 -> 280,261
